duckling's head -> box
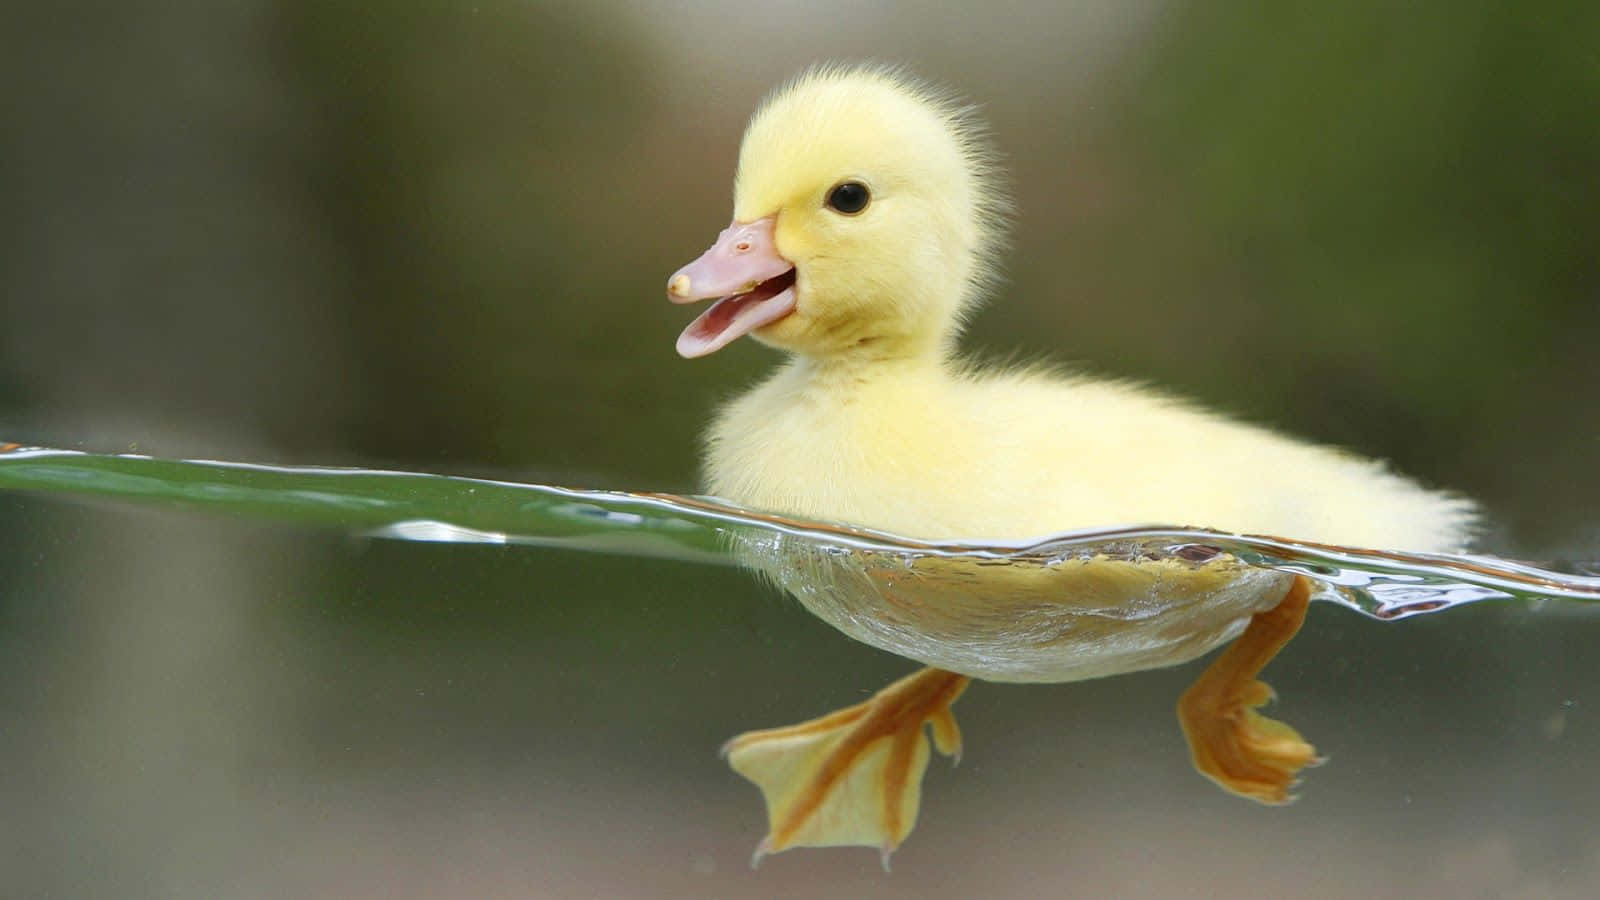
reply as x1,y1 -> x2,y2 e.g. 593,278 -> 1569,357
668,65 -> 1008,362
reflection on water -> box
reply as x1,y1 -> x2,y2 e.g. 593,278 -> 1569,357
2,444 -> 1596,628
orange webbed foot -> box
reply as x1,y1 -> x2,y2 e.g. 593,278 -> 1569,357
1177,575 -> 1321,804
721,667 -> 969,868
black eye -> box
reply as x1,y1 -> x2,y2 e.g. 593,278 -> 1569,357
826,181 -> 870,215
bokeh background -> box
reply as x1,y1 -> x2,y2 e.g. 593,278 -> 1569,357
2,1 -> 1597,896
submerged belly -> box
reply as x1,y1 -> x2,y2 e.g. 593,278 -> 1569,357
734,532 -> 1295,683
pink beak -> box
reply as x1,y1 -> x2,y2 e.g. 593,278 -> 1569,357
667,216 -> 797,358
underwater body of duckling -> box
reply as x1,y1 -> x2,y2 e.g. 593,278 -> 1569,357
665,65 -> 1477,866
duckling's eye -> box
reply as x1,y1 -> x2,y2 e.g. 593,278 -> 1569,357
826,181 -> 870,215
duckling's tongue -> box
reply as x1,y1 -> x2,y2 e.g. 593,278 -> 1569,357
667,217 -> 797,358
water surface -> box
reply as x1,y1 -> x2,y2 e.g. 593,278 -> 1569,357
2,444 -> 1594,623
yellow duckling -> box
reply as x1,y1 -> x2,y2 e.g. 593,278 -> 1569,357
667,64 -> 1475,866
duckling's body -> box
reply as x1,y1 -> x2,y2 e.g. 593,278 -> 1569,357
667,64 -> 1474,865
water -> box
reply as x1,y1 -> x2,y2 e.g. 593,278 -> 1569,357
4,445 -> 1599,895
2,444 -> 1593,623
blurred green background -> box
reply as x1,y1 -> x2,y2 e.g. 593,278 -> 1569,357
2,1 -> 1597,897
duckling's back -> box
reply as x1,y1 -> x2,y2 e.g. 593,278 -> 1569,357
705,360 -> 1476,552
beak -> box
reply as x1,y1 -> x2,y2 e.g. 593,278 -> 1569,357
667,216 -> 798,358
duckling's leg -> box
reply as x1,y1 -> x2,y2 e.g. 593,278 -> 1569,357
1176,574 -> 1320,804
721,666 -> 969,869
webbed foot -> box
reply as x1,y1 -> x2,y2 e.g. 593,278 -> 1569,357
1177,575 -> 1321,804
721,666 -> 969,867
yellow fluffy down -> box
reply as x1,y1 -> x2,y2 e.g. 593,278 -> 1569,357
703,64 -> 1474,552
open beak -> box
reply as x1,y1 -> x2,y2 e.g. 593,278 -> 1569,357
667,216 -> 797,358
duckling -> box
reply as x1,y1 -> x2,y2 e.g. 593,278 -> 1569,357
667,64 -> 1475,866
